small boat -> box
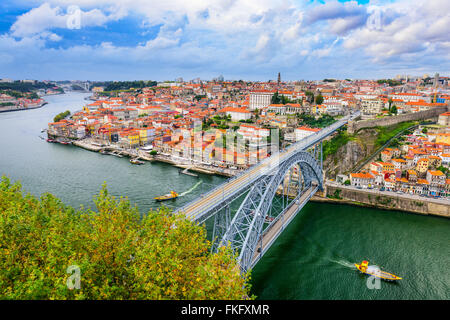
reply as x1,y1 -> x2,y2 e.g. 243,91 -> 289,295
130,158 -> 145,165
99,149 -> 108,154
46,138 -> 55,143
60,141 -> 70,145
110,152 -> 123,158
154,191 -> 178,201
181,167 -> 198,177
355,260 -> 402,282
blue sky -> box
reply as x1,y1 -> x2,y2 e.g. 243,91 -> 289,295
0,0 -> 448,81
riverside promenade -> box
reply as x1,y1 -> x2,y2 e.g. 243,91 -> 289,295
68,138 -> 239,177
315,181 -> 450,218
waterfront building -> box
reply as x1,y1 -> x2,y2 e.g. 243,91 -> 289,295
350,172 -> 375,188
426,170 -> 446,187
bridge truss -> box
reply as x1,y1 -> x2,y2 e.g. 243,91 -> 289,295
176,112 -> 359,273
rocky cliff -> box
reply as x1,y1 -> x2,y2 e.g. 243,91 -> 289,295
323,128 -> 378,178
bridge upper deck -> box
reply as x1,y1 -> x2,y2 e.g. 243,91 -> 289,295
176,112 -> 359,222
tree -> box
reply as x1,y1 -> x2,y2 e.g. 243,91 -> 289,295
271,91 -> 281,104
388,98 -> 393,112
53,110 -> 71,122
305,91 -> 314,103
391,105 -> 398,114
422,128 -> 428,134
0,177 -> 251,300
344,180 -> 351,185
315,94 -> 324,105
254,108 -> 260,120
149,150 -> 157,156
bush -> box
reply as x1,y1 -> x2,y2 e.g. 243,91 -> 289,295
0,177 -> 251,300
149,150 -> 157,156
53,110 -> 71,122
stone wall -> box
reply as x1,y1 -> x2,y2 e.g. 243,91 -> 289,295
347,105 -> 449,134
324,185 -> 450,218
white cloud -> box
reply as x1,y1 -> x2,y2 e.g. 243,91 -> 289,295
341,0 -> 450,64
10,2 -> 127,38
1,0 -> 449,80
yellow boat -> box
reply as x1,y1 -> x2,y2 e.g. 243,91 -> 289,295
355,260 -> 402,282
154,191 -> 178,202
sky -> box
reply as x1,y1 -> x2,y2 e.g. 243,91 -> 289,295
0,0 -> 449,81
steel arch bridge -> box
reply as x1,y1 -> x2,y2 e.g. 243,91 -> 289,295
176,112 -> 360,273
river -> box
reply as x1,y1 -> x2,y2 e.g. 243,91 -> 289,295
0,92 -> 448,300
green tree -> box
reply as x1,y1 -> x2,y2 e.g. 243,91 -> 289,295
53,110 -> 71,122
254,108 -> 260,119
271,92 -> 281,104
0,177 -> 251,300
388,98 -> 393,112
315,94 -> 324,105
305,91 -> 314,103
391,105 -> 398,114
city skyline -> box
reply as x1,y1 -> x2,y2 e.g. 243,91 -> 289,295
1,0 -> 449,81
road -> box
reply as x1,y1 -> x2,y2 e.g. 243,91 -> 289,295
177,112 -> 360,222
326,181 -> 450,205
251,185 -> 318,267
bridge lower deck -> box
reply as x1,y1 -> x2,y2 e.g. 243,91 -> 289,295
251,184 -> 319,268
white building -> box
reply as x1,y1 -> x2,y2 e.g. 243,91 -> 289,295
295,126 -> 320,141
350,172 -> 375,188
249,90 -> 275,110
220,107 -> 252,121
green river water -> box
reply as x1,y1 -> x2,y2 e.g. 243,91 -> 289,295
0,92 -> 448,299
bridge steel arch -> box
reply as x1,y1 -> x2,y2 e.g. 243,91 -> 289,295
218,150 -> 323,274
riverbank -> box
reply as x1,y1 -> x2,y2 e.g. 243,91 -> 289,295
318,183 -> 450,218
67,138 -> 237,176
0,101 -> 47,113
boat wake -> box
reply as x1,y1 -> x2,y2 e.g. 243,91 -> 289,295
329,259 -> 357,269
179,180 -> 203,197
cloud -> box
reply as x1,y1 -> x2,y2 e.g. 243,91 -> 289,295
10,2 -> 127,38
0,0 -> 449,80
342,0 -> 450,62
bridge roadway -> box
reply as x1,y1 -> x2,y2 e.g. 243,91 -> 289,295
177,112 -> 359,223
251,184 -> 318,268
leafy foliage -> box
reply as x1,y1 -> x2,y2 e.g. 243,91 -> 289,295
99,81 -> 157,91
297,113 -> 336,128
374,121 -> 417,149
0,81 -> 55,92
53,110 -> 71,122
377,79 -> 402,86
0,177 -> 251,300
322,129 -> 351,160
315,94 -> 324,105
